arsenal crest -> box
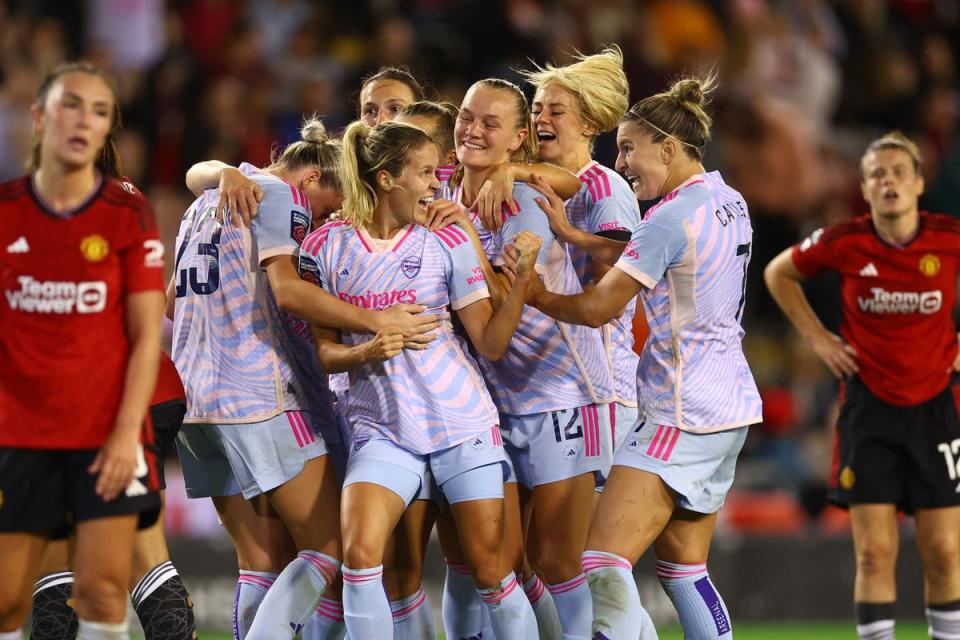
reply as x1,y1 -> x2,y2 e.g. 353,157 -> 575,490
401,255 -> 421,278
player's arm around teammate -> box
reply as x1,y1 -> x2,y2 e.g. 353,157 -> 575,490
518,74 -> 762,640
765,132 -> 960,640
0,63 -> 166,640
301,120 -> 541,639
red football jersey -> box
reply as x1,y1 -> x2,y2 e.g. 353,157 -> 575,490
0,176 -> 165,448
792,212 -> 960,406
152,351 -> 185,407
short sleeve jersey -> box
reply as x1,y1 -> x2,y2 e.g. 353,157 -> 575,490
299,221 -> 498,454
0,176 -> 165,448
566,161 -> 642,406
614,172 -> 762,433
455,181 -> 615,415
791,212 -> 960,406
172,165 -> 333,425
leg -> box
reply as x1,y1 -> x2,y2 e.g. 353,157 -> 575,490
340,481 -> 409,640
213,493 -> 295,639
915,507 -> 960,639
130,497 -> 197,640
437,506 -> 487,640
246,456 -> 344,639
529,473 -> 596,640
583,466 -> 675,640
32,538 -> 79,640
449,496 -> 537,640
850,504 -> 899,640
653,511 -> 731,639
71,515 -> 138,640
383,499 -> 438,639
0,532 -> 48,633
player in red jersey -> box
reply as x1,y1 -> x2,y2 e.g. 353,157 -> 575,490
765,131 -> 960,640
0,62 -> 166,640
30,185 -> 196,640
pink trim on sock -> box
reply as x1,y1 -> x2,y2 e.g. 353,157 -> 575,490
445,561 -> 473,576
655,561 -> 707,580
479,575 -> 519,605
546,573 -> 588,595
299,551 -> 339,585
315,597 -> 344,622
391,589 -> 427,619
238,574 -> 276,590
582,551 -> 633,573
342,566 -> 383,585
523,576 -> 546,605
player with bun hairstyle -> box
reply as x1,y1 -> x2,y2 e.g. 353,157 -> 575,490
300,119 -> 541,639
517,73 -> 762,639
0,62 -> 166,640
171,117 -> 401,640
765,132 -> 960,640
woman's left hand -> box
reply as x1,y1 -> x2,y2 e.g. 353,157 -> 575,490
471,165 -> 517,232
528,174 -> 574,241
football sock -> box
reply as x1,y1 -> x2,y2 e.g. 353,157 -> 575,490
442,562 -> 485,640
477,573 -> 537,640
856,602 -> 896,640
342,565 -> 392,639
303,596 -> 347,640
582,550 -> 648,640
233,571 -> 276,640
391,587 -> 436,639
131,561 -> 196,640
656,560 -> 731,639
525,574 -> 562,639
31,571 -> 78,640
76,619 -> 128,640
926,599 -> 960,640
547,573 -> 592,639
246,551 -> 339,639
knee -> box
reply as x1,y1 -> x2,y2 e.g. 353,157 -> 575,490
533,537 -> 583,583
343,535 -> 385,570
72,576 -> 128,622
920,536 -> 960,581
856,542 -> 896,578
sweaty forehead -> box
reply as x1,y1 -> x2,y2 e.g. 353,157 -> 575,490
616,120 -> 649,144
533,83 -> 579,108
462,86 -> 516,118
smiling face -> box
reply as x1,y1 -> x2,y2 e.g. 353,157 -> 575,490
381,141 -> 440,225
33,71 -> 115,172
359,79 -> 417,127
531,82 -> 594,169
455,84 -> 528,172
615,120 -> 670,200
860,148 -> 924,220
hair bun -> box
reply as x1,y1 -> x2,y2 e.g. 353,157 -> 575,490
300,117 -> 329,143
670,78 -> 705,107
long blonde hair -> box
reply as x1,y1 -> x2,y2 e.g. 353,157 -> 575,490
339,120 -> 433,228
522,46 -> 629,136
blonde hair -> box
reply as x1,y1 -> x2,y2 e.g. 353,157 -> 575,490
624,72 -> 717,161
340,120 -> 434,228
28,62 -> 123,178
269,115 -> 341,191
861,130 -> 922,178
522,45 -> 629,135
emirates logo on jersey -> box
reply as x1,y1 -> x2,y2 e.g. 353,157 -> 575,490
80,234 -> 109,262
919,254 -> 941,277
